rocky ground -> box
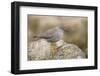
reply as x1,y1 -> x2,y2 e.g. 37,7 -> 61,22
28,39 -> 86,60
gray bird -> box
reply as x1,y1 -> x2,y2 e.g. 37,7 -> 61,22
33,26 -> 65,42
33,26 -> 68,57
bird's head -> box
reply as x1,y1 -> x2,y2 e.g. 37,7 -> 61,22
59,25 -> 71,33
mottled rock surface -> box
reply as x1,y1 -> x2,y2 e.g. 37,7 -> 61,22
28,39 -> 86,60
53,43 -> 85,59
28,39 -> 51,60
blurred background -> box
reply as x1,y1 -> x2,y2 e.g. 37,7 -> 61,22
28,15 -> 88,53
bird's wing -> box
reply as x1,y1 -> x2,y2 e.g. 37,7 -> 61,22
40,28 -> 57,38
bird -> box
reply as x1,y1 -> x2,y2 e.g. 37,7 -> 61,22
33,26 -> 66,58
33,26 -> 64,42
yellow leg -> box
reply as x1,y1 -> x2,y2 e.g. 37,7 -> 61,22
50,43 -> 58,58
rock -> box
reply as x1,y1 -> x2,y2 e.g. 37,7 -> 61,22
28,39 -> 86,60
28,39 -> 51,60
53,43 -> 86,59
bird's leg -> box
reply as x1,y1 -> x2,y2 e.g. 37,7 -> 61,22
50,42 -> 58,58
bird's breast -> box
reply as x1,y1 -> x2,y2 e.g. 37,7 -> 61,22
48,29 -> 64,42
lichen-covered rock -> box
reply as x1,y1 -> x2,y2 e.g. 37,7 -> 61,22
28,39 -> 86,60
28,39 -> 51,60
53,43 -> 86,59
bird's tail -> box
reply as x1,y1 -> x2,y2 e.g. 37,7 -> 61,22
32,36 -> 41,41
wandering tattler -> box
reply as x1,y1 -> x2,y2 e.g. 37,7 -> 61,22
33,26 -> 65,42
33,26 -> 66,57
